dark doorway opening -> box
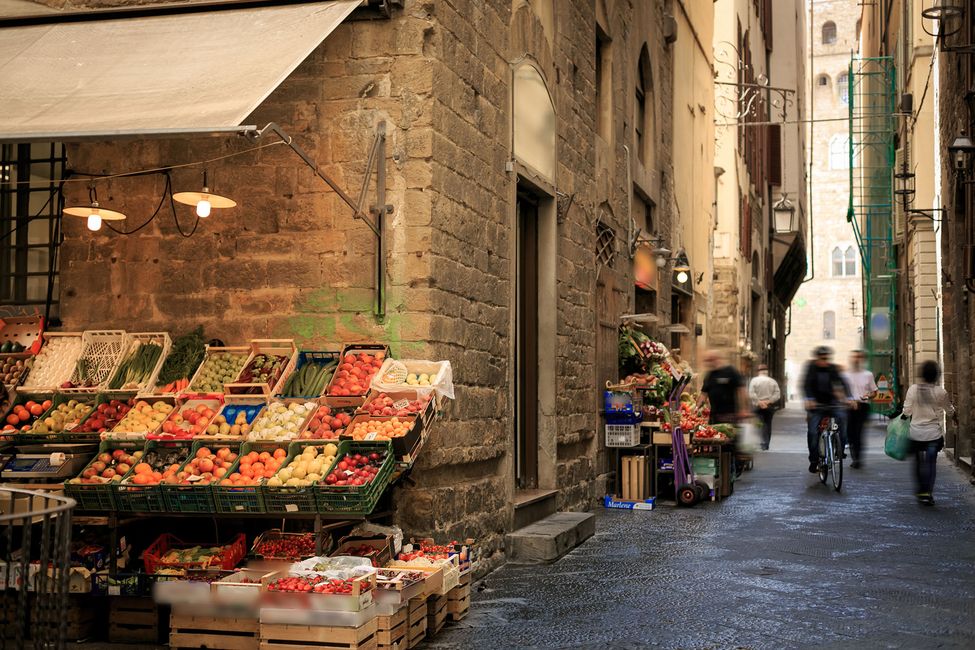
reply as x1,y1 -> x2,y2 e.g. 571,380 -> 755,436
515,191 -> 539,489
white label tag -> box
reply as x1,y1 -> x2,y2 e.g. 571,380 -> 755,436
392,399 -> 410,410
344,470 -> 355,477
285,504 -> 298,513
365,432 -> 378,441
108,585 -> 120,596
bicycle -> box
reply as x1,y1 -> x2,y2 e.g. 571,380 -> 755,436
816,407 -> 844,491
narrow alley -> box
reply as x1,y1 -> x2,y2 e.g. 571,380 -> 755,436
433,409 -> 975,649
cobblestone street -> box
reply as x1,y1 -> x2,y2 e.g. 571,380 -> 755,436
433,408 -> 975,649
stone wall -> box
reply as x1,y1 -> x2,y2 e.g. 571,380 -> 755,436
937,25 -> 973,461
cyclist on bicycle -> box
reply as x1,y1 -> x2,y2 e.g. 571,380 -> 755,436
802,346 -> 852,473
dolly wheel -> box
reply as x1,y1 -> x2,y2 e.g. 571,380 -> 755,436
677,484 -> 698,507
694,480 -> 711,501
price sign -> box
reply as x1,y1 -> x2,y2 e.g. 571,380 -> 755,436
392,399 -> 410,410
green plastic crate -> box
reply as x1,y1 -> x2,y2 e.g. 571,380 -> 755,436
63,439 -> 145,511
314,441 -> 394,515
160,440 -> 240,513
114,440 -> 192,512
261,441 -> 332,514
212,441 -> 287,514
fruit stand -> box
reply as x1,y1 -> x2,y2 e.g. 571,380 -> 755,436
0,324 -> 476,648
603,324 -> 738,509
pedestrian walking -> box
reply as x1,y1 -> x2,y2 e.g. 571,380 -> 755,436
902,361 -> 955,506
843,350 -> 877,468
748,364 -> 780,450
696,350 -> 749,425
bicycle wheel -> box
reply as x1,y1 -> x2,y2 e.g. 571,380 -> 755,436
818,430 -> 829,484
831,431 -> 843,491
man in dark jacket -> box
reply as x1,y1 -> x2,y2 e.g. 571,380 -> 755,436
802,346 -> 851,473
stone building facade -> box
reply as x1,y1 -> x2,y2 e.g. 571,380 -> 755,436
11,0 -> 692,561
785,0 -> 863,400
931,0 -> 975,467
711,0 -> 807,375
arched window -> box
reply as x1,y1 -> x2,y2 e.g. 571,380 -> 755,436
829,134 -> 850,169
636,45 -> 655,167
818,74 -> 830,87
513,62 -> 556,181
822,21 -> 837,44
823,311 -> 836,340
838,71 -> 850,106
844,245 -> 857,276
832,245 -> 858,276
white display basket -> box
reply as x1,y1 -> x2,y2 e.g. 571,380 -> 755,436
370,359 -> 454,400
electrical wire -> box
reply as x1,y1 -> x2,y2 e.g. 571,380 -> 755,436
103,172 -> 173,235
5,140 -> 286,187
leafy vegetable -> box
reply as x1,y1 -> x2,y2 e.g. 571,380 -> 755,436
156,327 -> 206,385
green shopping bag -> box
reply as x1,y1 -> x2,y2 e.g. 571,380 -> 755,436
885,415 -> 911,461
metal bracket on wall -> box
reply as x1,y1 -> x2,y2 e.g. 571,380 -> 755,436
249,121 -> 393,321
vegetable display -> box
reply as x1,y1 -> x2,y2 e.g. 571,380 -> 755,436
267,575 -> 361,594
279,360 -> 336,398
23,337 -> 82,389
69,448 -> 144,484
158,402 -> 219,439
0,357 -> 28,386
346,417 -> 414,441
108,341 -> 164,390
222,447 -> 288,486
174,446 -> 236,485
322,449 -> 387,487
113,400 -> 174,435
254,534 -> 316,560
156,328 -> 206,388
235,353 -> 288,391
266,444 -> 338,488
246,401 -> 316,441
29,399 -> 92,434
361,393 -> 432,417
190,352 -> 248,393
122,446 -> 190,485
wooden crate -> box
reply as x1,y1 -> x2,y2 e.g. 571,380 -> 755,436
407,597 -> 427,649
170,613 -> 260,650
426,592 -> 448,636
376,606 -> 408,650
259,619 -> 378,650
447,583 -> 470,621
108,596 -> 159,644
32,595 -> 99,640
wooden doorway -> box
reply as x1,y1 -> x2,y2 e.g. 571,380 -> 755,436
515,191 -> 539,489
595,267 -> 619,478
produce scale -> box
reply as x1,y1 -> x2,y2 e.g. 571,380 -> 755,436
0,318 -> 475,649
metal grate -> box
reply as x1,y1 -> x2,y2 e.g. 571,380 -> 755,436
0,142 -> 65,316
595,220 -> 616,267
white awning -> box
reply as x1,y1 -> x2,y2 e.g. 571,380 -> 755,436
0,1 -> 359,142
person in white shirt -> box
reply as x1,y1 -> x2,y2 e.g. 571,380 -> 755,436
748,364 -> 781,450
902,361 -> 955,506
843,350 -> 877,468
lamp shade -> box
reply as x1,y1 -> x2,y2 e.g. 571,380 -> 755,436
772,194 -> 797,233
172,190 -> 237,209
63,202 -> 127,221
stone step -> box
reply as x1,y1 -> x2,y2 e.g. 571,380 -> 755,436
505,512 -> 595,564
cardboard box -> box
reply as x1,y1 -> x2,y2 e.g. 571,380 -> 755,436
652,431 -> 691,445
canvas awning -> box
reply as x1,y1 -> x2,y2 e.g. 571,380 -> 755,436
0,0 -> 359,142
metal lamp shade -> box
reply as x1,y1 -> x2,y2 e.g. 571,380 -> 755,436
172,190 -> 237,209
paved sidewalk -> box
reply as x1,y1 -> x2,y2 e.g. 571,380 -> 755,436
432,408 -> 975,649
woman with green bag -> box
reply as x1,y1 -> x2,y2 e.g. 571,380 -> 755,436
902,361 -> 955,506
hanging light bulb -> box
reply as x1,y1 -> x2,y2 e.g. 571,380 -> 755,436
676,270 -> 689,284
86,212 -> 102,231
64,190 -> 126,233
196,197 -> 212,218
174,170 -> 236,217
